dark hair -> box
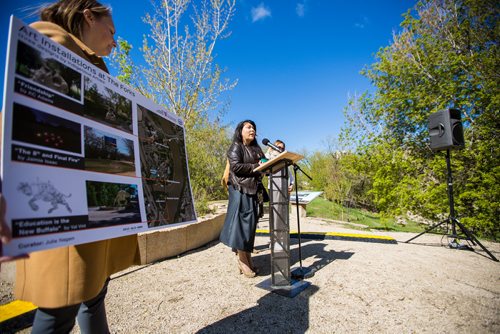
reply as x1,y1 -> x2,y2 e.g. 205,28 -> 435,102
40,0 -> 111,39
274,139 -> 285,149
233,119 -> 258,146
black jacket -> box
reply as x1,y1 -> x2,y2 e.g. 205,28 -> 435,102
227,142 -> 264,195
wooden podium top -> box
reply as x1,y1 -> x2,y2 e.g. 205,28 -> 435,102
253,150 -> 304,173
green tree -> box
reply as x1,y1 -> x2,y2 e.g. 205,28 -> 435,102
302,137 -> 374,221
86,183 -> 97,207
341,0 -> 499,238
113,38 -> 133,84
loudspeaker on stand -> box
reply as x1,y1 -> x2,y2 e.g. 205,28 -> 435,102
428,109 -> 465,151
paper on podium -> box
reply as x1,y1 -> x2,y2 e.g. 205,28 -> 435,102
254,150 -> 304,173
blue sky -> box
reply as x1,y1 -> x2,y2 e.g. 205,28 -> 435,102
1,0 -> 416,152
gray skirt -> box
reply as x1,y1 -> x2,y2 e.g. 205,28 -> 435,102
220,185 -> 258,252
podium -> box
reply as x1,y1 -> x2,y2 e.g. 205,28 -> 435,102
254,151 -> 311,297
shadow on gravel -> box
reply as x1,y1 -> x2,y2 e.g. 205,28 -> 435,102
253,241 -> 354,277
196,284 -> 320,334
196,242 -> 353,333
403,238 -> 500,261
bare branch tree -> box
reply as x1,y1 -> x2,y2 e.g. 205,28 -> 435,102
138,0 -> 237,128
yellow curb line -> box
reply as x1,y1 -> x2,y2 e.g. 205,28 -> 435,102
0,300 -> 37,322
256,229 -> 396,241
321,231 -> 394,240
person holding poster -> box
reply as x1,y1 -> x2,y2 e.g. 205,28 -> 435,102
0,194 -> 29,268
7,1 -> 140,333
220,120 -> 265,278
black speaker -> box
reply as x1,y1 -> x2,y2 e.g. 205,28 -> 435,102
428,109 -> 465,151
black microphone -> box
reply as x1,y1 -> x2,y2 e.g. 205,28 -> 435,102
262,138 -> 283,153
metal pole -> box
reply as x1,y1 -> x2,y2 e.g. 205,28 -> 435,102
445,149 -> 457,237
293,165 -> 303,270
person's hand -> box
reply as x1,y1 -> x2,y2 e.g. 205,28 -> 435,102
0,194 -> 11,245
0,194 -> 29,268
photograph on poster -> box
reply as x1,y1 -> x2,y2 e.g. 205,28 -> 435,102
17,178 -> 73,214
84,76 -> 133,133
12,102 -> 82,154
86,180 -> 141,228
84,126 -> 135,176
15,41 -> 81,100
137,104 -> 196,227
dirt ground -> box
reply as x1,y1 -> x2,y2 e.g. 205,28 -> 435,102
1,213 -> 499,333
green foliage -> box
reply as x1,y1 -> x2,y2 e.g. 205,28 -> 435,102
338,0 -> 499,239
86,183 -> 97,207
186,119 -> 232,213
302,142 -> 373,211
111,38 -> 134,84
306,197 -> 424,233
86,182 -> 124,207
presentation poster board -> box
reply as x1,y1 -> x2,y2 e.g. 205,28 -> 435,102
0,17 -> 197,256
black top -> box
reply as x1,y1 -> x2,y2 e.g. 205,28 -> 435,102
227,142 -> 264,195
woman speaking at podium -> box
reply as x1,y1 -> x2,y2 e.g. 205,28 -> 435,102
220,120 -> 265,278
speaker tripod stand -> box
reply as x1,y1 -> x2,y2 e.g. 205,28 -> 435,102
405,149 -> 498,262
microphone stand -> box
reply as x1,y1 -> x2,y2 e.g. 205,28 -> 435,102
291,162 -> 314,280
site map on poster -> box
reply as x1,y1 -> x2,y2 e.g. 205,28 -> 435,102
1,17 -> 197,256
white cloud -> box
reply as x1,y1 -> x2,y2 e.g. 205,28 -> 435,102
251,3 -> 272,22
354,16 -> 369,29
296,3 -> 305,17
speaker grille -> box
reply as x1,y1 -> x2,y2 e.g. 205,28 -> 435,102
452,122 -> 464,146
428,109 -> 464,151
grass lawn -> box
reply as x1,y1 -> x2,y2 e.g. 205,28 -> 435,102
306,197 -> 427,233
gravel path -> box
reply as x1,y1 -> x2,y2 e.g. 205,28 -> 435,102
2,214 -> 500,333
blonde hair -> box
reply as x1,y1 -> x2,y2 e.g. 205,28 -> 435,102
40,0 -> 111,39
